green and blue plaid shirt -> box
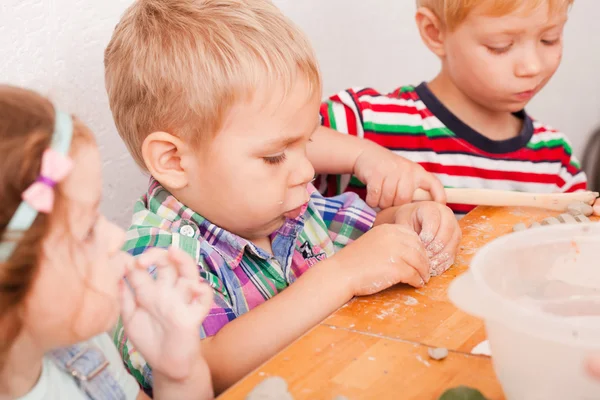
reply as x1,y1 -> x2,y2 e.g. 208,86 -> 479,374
113,178 -> 376,391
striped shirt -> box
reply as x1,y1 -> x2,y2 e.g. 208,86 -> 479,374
113,178 -> 376,392
319,83 -> 587,217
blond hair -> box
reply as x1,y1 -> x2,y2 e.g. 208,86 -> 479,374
104,0 -> 321,169
417,0 -> 574,30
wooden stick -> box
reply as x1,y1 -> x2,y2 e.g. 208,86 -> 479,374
412,188 -> 599,211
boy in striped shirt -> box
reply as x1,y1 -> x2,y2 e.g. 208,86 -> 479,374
311,0 -> 592,218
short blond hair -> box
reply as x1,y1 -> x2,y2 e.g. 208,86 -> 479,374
417,0 -> 574,30
104,0 -> 321,170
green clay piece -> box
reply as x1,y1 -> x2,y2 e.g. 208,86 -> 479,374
438,386 -> 487,400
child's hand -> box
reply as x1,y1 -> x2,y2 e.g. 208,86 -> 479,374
593,198 -> 600,215
353,144 -> 446,209
335,223 -> 431,296
394,201 -> 461,276
120,247 -> 213,381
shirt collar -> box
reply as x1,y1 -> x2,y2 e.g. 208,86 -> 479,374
144,178 -> 307,269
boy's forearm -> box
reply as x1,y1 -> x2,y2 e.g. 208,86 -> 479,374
153,356 -> 214,400
201,257 -> 353,394
308,126 -> 372,174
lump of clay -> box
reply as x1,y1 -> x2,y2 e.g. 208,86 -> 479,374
567,202 -> 594,217
541,216 -> 560,225
438,386 -> 487,400
428,347 -> 449,360
556,213 -> 578,224
512,222 -> 527,232
246,376 -> 294,400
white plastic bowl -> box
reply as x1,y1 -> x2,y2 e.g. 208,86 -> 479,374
449,223 -> 600,400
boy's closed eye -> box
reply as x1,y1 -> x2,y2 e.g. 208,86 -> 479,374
263,153 -> 287,165
261,135 -> 314,165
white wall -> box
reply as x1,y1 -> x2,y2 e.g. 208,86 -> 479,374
2,0 -> 600,227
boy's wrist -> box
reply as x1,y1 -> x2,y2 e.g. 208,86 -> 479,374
153,353 -> 213,399
314,255 -> 355,300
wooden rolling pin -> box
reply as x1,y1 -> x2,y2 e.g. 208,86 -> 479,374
412,188 -> 599,212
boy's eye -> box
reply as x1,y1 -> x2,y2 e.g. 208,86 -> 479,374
486,44 -> 512,54
263,153 -> 287,165
541,38 -> 560,46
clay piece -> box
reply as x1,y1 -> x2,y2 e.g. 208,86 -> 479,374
567,201 -> 594,217
428,347 -> 449,360
512,209 -> 595,231
333,397 -> 349,400
556,213 -> 578,224
246,376 -> 294,400
471,340 -> 491,356
512,222 -> 527,232
541,216 -> 560,225
438,386 -> 487,400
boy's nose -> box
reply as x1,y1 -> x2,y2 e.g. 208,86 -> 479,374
291,155 -> 315,187
515,49 -> 542,78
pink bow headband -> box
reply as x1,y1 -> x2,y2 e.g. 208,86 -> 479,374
22,149 -> 73,213
0,109 -> 74,261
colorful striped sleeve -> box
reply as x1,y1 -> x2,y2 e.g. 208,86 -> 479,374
528,123 -> 588,192
320,88 -> 367,138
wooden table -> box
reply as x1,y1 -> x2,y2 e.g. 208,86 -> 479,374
219,206 -> 595,400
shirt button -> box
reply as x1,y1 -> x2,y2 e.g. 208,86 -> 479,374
180,225 -> 195,237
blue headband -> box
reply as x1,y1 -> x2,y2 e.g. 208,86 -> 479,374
0,110 -> 73,262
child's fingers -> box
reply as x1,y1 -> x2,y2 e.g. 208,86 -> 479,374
393,175 -> 415,207
365,173 -> 384,208
175,277 -> 212,304
593,199 -> 600,216
414,168 -> 446,204
190,283 -> 215,320
416,204 -> 442,247
136,248 -> 170,269
119,279 -> 137,323
167,247 -> 199,280
126,268 -> 157,310
155,264 -> 178,287
137,248 -> 187,286
379,174 -> 399,209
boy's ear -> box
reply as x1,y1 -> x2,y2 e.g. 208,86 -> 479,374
415,7 -> 447,58
142,131 -> 190,190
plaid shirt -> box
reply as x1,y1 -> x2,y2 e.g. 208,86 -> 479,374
113,178 -> 376,391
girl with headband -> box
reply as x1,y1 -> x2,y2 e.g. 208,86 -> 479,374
0,85 -> 214,400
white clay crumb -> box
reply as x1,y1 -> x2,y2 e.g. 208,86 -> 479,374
333,396 -> 349,400
512,222 -> 527,232
403,295 -> 419,306
246,376 -> 294,400
529,221 -> 541,228
428,347 -> 449,360
567,202 -> 593,217
575,214 -> 591,223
